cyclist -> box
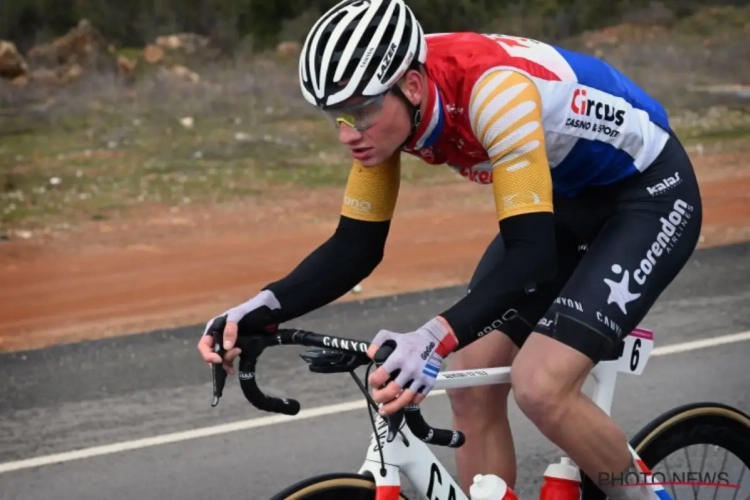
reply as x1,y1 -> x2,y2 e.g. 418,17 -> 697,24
198,0 -> 702,498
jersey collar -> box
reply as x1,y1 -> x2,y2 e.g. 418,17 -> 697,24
405,78 -> 445,151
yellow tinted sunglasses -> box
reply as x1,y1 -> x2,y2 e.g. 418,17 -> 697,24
323,93 -> 386,132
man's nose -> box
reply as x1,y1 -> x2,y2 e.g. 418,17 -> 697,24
338,122 -> 362,144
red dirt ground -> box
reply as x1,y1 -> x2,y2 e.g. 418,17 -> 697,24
1,151 -> 749,353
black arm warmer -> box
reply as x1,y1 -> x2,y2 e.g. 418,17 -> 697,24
440,211 -> 557,349
263,215 -> 390,322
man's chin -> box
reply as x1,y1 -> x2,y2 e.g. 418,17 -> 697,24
358,157 -> 380,168
353,154 -> 380,167
353,149 -> 397,167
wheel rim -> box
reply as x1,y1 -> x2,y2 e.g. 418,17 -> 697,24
283,478 -> 375,500
632,406 -> 750,500
643,444 -> 749,500
280,476 -> 408,500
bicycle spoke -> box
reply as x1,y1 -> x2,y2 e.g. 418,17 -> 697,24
731,464 -> 745,500
708,445 -> 718,500
684,446 -> 699,499
663,454 -> 677,500
716,447 -> 730,500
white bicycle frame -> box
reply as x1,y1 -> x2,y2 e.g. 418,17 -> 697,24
357,328 -> 662,500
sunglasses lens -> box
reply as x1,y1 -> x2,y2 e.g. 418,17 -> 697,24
323,93 -> 385,131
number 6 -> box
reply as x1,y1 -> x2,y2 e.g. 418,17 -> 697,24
630,338 -> 641,372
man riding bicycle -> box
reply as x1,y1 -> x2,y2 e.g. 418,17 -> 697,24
198,0 -> 703,498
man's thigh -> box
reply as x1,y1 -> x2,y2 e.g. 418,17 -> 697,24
531,134 -> 703,363
532,202 -> 701,363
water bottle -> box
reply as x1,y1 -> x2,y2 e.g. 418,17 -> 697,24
470,473 -> 519,500
539,457 -> 581,500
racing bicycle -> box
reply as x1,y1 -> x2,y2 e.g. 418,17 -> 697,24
208,322 -> 750,500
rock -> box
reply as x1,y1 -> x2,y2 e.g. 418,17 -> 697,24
155,33 -> 210,54
156,35 -> 182,50
169,65 -> 200,83
145,33 -> 219,71
117,55 -> 136,73
60,63 -> 84,83
29,68 -> 59,84
179,116 -> 194,129
143,44 -> 165,64
26,19 -> 117,75
276,41 -> 301,58
11,74 -> 29,86
0,40 -> 28,79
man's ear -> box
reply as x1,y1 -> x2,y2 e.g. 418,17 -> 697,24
399,68 -> 424,106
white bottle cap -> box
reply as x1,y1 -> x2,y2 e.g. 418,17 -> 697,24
543,457 -> 581,482
470,473 -> 509,500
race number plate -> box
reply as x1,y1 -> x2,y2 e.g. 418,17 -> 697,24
618,328 -> 654,375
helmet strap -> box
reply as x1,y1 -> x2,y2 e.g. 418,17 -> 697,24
391,84 -> 422,151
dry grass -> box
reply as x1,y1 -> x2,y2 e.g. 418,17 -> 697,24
0,57 -> 458,233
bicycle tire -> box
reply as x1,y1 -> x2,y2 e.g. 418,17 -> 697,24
268,472 -> 411,500
581,401 -> 750,500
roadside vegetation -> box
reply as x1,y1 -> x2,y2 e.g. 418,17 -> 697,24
2,4 -> 750,237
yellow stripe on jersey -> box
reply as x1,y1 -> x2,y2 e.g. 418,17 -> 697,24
469,69 -> 554,222
340,152 -> 401,222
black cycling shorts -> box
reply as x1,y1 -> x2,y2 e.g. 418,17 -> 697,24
467,132 -> 703,363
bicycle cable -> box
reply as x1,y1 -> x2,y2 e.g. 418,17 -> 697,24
350,360 -> 412,477
363,361 -> 409,446
351,361 -> 387,476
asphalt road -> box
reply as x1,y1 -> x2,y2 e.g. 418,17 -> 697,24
1,242 -> 750,500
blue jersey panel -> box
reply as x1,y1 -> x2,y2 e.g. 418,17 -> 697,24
553,46 -> 671,133
551,139 -> 642,197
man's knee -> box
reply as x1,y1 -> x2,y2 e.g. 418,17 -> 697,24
446,331 -> 516,424
511,331 -> 592,434
511,357 -> 565,432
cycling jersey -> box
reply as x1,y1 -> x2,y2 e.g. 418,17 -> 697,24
340,32 -> 672,224
261,32 -> 693,357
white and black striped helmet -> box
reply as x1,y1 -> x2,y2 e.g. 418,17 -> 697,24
299,0 -> 428,109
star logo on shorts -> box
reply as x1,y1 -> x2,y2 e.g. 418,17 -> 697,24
603,264 -> 641,315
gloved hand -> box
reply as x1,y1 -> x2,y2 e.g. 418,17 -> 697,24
196,289 -> 281,374
367,316 -> 458,416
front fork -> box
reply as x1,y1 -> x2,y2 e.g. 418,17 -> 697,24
629,443 -> 672,500
358,459 -> 402,500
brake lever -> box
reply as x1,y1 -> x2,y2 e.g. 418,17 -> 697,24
387,408 -> 405,443
211,356 -> 228,407
209,316 -> 229,407
370,340 -> 406,442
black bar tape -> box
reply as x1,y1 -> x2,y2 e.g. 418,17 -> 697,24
404,406 -> 465,448
238,352 -> 300,415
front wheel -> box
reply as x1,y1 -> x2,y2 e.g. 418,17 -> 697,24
269,472 -> 411,500
581,402 -> 750,500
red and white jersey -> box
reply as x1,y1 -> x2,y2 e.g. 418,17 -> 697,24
340,32 -> 671,224
404,33 -> 671,196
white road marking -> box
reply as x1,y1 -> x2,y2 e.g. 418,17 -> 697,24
1,330 -> 749,474
649,330 -> 750,355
